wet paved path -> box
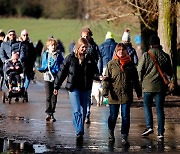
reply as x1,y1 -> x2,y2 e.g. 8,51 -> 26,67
0,81 -> 179,153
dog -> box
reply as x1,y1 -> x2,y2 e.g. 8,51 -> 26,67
91,80 -> 103,107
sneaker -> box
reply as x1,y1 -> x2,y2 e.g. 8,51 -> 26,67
142,128 -> 154,136
122,138 -> 130,148
158,134 -> 164,140
50,114 -> 56,122
85,118 -> 91,124
46,114 -> 51,121
108,129 -> 115,142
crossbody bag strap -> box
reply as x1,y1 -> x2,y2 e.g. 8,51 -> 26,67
148,50 -> 169,85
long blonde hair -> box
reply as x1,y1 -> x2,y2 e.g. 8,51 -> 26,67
74,38 -> 88,59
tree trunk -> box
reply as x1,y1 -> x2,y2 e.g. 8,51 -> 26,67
140,22 -> 157,53
158,0 -> 178,90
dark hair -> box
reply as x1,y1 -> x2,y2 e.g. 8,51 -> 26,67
80,27 -> 93,36
149,35 -> 160,46
115,43 -> 127,53
0,31 -> 5,37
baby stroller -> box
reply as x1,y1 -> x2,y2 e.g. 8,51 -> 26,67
2,61 -> 28,104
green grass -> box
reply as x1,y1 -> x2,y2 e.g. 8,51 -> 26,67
0,18 -> 140,55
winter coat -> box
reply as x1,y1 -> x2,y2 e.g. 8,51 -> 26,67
103,59 -> 142,104
98,38 -> 117,74
125,43 -> 138,65
54,52 -> 100,92
89,38 -> 99,63
37,50 -> 64,82
22,40 -> 36,73
5,59 -> 23,75
0,40 -> 26,63
137,47 -> 173,92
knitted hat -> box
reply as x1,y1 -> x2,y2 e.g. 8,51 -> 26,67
149,35 -> 160,45
122,28 -> 131,42
105,31 -> 113,40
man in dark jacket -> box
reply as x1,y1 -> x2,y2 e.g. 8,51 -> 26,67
19,29 -> 36,93
0,30 -> 6,90
98,31 -> 117,75
138,35 -> 173,140
0,29 -> 26,64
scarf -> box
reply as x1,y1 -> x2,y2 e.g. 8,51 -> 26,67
113,53 -> 131,71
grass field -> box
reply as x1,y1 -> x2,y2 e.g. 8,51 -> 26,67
0,17 -> 140,55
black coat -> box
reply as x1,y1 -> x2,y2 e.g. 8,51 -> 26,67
54,52 -> 100,92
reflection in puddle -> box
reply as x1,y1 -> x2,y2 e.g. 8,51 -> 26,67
0,137 -> 49,153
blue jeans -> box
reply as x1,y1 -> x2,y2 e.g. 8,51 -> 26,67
143,92 -> 165,135
108,103 -> 131,138
69,89 -> 88,136
86,90 -> 92,119
24,72 -> 34,90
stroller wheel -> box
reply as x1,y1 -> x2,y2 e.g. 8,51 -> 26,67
2,92 -> 6,103
15,97 -> 19,102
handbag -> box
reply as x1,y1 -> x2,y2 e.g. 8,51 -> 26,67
148,50 -> 174,93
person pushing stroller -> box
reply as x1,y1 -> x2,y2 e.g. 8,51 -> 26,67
5,52 -> 23,92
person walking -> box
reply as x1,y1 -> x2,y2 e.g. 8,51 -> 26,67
53,38 -> 103,142
19,29 -> 36,94
98,31 -> 117,75
121,28 -> 138,65
38,38 -> 64,122
103,43 -> 142,146
137,35 -> 173,140
80,27 -> 100,124
0,30 -> 6,90
0,29 -> 26,64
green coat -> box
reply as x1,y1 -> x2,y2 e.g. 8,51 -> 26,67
103,59 -> 142,104
137,48 -> 173,92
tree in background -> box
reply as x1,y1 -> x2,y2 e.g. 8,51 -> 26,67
87,0 -> 179,92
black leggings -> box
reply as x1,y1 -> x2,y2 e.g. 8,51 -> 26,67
9,73 -> 21,84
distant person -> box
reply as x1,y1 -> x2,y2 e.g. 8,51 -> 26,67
134,34 -> 142,60
57,39 -> 65,56
35,40 -> 44,67
53,38 -> 103,142
138,35 -> 173,140
121,28 -> 138,65
38,38 -> 64,122
103,43 -> 142,147
19,29 -> 36,93
80,27 -> 100,124
0,29 -> 26,64
5,52 -> 23,92
98,31 -> 117,75
69,40 -> 76,53
0,30 -> 6,90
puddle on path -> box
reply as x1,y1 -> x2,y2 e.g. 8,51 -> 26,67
0,137 -> 50,153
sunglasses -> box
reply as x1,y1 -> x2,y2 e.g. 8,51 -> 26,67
9,33 -> 15,36
23,34 -> 28,36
